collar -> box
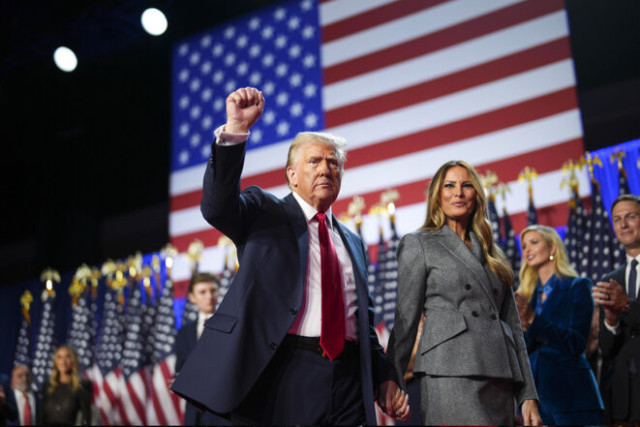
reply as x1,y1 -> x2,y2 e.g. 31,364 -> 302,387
291,191 -> 334,229
626,253 -> 640,264
198,310 -> 213,325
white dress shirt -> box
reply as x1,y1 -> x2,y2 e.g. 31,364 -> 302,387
197,311 -> 213,339
13,388 -> 35,425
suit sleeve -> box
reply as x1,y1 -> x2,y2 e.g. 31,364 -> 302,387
387,233 -> 427,390
175,325 -> 189,374
525,277 -> 594,356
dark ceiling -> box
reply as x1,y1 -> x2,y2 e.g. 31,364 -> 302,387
0,0 -> 639,285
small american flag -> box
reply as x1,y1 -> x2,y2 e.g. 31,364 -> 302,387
526,194 -> 538,226
564,188 -> 588,274
13,291 -> 32,369
381,220 -> 400,332
371,230 -> 385,328
67,289 -> 94,372
31,289 -> 57,391
503,207 -> 521,279
488,196 -> 503,250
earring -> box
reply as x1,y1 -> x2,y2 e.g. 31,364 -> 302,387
549,254 -> 554,261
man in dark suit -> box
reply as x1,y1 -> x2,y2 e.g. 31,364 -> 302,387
171,87 -> 409,425
175,272 -> 229,426
2,365 -> 38,426
593,194 -> 640,424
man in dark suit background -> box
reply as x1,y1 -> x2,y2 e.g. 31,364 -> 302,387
171,87 -> 409,425
593,194 -> 640,424
1,365 -> 38,426
175,272 -> 229,426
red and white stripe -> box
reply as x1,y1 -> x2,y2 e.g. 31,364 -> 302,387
146,355 -> 184,426
118,368 -> 150,425
90,363 -> 123,425
168,0 -> 588,282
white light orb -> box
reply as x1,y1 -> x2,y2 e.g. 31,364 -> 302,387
141,8 -> 168,36
53,46 -> 78,72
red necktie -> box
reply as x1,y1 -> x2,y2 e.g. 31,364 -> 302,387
316,212 -> 345,360
22,392 -> 32,426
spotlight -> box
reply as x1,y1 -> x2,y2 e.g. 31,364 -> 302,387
141,8 -> 168,36
53,46 -> 78,72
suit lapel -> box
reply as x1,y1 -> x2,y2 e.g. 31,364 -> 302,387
435,226 -> 499,309
283,193 -> 309,287
539,276 -> 571,317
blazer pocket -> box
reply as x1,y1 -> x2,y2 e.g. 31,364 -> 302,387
205,313 -> 237,334
420,309 -> 467,354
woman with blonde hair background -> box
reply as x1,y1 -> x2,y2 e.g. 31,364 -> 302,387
515,225 -> 603,425
388,160 -> 541,425
40,345 -> 91,425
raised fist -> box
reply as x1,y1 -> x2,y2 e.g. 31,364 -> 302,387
225,87 -> 265,134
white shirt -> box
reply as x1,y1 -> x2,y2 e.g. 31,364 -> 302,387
197,311 -> 213,339
214,126 -> 359,341
13,389 -> 35,425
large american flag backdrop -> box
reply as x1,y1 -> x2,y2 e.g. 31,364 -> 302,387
169,0 -> 591,285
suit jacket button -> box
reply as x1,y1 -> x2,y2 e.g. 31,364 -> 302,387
270,342 -> 278,350
289,308 -> 298,315
491,314 -> 497,320
465,284 -> 472,290
472,311 -> 479,317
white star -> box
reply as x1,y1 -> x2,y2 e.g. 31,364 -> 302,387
289,73 -> 302,87
179,150 -> 190,165
277,121 -> 290,136
276,92 -> 289,106
275,63 -> 289,77
224,53 -> 237,66
179,95 -> 190,109
201,35 -> 212,47
189,78 -> 201,92
304,113 -> 318,128
224,26 -> 236,39
303,54 -> 316,68
201,61 -> 212,74
179,123 -> 190,136
302,25 -> 315,39
237,62 -> 249,75
202,88 -> 213,101
288,16 -> 301,30
249,71 -> 262,85
202,116 -> 213,129
274,8 -> 286,21
262,26 -> 274,39
301,0 -> 313,11
263,110 -> 276,125
275,35 -> 288,49
212,43 -> 224,57
262,53 -> 275,67
178,43 -> 189,56
249,17 -> 261,30
201,144 -> 211,158
236,34 -> 249,49
288,44 -> 301,58
290,102 -> 303,117
249,44 -> 262,57
179,69 -> 190,82
189,52 -> 201,65
251,128 -> 263,143
213,70 -> 225,84
263,81 -> 276,95
213,98 -> 225,111
225,79 -> 237,93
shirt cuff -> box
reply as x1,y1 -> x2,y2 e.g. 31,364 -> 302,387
214,125 -> 250,146
603,318 -> 620,335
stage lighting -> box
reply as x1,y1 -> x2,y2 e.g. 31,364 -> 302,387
53,46 -> 78,72
141,8 -> 168,36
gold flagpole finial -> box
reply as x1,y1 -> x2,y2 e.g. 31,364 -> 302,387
140,265 -> 153,299
161,243 -> 178,276
40,267 -> 60,299
69,264 -> 91,306
495,182 -> 511,204
20,290 -> 33,325
127,252 -> 143,281
518,167 -> 538,201
187,239 -> 204,273
610,150 -> 626,170
380,189 -> 400,224
583,151 -> 603,183
479,170 -> 499,201
347,195 -> 366,229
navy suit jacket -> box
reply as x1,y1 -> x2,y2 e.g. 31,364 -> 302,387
171,141 -> 394,425
524,275 -> 603,416
599,263 -> 640,422
3,386 -> 40,427
175,320 -> 230,426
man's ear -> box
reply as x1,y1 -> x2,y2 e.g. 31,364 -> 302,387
187,292 -> 196,304
287,167 -> 297,187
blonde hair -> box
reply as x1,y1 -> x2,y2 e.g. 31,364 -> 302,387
517,225 -> 577,301
285,131 -> 347,186
422,160 -> 514,286
48,345 -> 81,394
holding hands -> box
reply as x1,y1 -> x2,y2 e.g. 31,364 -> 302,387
377,380 -> 411,421
225,87 -> 265,134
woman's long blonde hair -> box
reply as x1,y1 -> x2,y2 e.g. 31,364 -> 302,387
48,345 -> 81,394
517,225 -> 577,301
422,160 -> 514,286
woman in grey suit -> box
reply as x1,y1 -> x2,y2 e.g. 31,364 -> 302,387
388,160 -> 541,425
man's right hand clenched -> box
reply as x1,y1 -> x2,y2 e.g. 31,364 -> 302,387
225,87 -> 265,134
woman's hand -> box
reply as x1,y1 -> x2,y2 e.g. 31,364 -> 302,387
521,399 -> 542,426
514,292 -> 535,330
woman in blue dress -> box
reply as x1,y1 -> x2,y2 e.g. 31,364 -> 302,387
515,225 -> 603,425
